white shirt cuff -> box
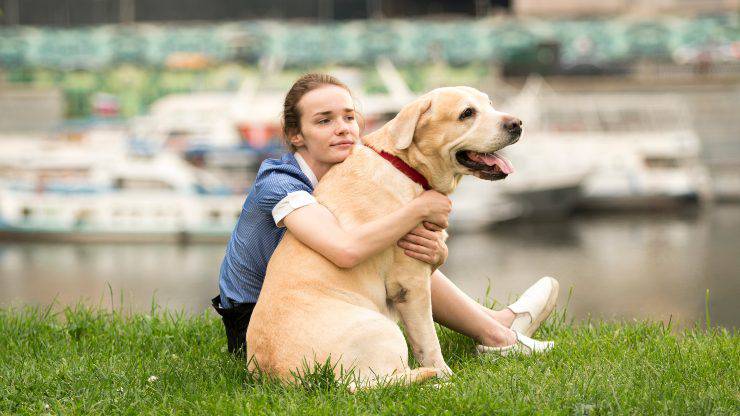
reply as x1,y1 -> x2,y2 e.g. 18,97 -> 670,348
272,190 -> 317,227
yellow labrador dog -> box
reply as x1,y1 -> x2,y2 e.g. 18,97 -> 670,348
246,86 -> 522,387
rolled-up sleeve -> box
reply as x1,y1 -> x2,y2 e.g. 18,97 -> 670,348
271,190 -> 317,227
251,170 -> 316,227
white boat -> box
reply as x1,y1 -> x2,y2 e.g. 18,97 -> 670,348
498,76 -> 712,209
0,138 -> 243,242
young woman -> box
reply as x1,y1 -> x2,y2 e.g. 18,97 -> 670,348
213,73 -> 557,357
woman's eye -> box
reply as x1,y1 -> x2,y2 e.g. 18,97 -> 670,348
345,115 -> 355,121
318,119 -> 330,124
458,107 -> 476,121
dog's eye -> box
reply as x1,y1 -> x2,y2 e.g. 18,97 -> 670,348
458,107 -> 476,121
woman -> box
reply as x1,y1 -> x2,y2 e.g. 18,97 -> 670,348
213,73 -> 557,357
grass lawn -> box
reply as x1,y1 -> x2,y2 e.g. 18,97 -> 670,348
1,301 -> 737,415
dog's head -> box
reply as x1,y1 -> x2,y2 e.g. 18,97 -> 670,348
382,86 -> 522,193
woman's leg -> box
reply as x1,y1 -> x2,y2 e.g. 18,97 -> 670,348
430,270 -> 516,347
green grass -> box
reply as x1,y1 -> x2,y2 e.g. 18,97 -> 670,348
0,302 -> 737,415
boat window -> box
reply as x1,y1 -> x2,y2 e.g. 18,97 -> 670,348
74,210 -> 92,227
598,109 -> 646,132
542,109 -> 588,132
112,178 -> 175,191
538,96 -> 687,133
644,157 -> 681,169
193,184 -> 208,195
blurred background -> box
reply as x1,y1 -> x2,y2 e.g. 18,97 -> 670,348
0,0 -> 738,329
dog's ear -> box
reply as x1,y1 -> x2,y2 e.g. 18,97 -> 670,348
388,95 -> 433,150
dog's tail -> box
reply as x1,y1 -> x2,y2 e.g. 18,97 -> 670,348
348,367 -> 440,392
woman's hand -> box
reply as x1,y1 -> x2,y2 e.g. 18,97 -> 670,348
413,190 -> 452,231
398,224 -> 448,270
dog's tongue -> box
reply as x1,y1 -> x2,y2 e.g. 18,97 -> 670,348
467,151 -> 514,174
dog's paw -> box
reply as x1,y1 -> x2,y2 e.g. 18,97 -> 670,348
436,363 -> 453,379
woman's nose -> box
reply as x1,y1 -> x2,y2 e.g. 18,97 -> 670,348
335,120 -> 350,135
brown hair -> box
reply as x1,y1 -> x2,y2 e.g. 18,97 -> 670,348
281,73 -> 362,151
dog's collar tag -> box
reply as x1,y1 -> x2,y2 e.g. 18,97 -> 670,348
366,145 -> 431,191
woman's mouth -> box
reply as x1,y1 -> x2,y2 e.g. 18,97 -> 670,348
331,140 -> 355,148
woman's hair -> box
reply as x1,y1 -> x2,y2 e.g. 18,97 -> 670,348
281,73 -> 362,151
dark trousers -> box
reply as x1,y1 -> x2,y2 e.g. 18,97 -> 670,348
211,295 -> 256,355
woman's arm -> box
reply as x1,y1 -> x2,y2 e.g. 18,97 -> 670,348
282,191 -> 450,268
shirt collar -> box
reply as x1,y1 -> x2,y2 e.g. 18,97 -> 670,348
293,152 -> 318,188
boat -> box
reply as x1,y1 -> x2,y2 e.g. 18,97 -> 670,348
497,76 -> 712,210
0,137 -> 243,243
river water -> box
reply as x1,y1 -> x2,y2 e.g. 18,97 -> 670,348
1,205 -> 737,329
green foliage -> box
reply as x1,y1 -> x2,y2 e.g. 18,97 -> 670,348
0,304 -> 737,415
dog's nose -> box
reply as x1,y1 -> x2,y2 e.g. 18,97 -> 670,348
502,116 -> 523,136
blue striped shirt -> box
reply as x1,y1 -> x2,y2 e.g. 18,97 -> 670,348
218,153 -> 314,307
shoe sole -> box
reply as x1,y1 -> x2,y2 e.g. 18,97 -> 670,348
523,277 -> 559,337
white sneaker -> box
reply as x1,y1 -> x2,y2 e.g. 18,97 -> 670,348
476,331 -> 554,356
507,276 -> 559,337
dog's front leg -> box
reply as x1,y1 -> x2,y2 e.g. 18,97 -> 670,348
387,273 -> 452,378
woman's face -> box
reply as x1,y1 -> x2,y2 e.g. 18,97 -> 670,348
292,85 -> 360,165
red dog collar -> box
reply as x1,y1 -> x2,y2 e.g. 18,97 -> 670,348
366,145 -> 431,191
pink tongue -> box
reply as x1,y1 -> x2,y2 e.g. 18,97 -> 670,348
468,151 -> 514,174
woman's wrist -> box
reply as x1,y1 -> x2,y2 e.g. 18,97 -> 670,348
409,197 -> 429,222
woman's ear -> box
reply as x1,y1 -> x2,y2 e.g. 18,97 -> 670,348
290,133 -> 304,148
388,95 -> 433,150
